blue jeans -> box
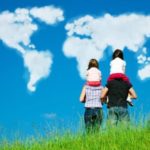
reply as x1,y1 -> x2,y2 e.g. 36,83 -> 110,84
108,107 -> 130,126
84,108 -> 103,132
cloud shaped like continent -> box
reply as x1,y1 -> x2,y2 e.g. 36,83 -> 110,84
63,13 -> 150,79
24,50 -> 52,92
0,6 -> 64,92
0,9 -> 37,54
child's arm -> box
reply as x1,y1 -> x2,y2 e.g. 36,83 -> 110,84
80,86 -> 86,103
127,93 -> 132,102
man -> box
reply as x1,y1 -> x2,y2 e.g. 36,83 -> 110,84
101,79 -> 137,126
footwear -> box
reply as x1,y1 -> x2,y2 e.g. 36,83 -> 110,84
127,101 -> 134,107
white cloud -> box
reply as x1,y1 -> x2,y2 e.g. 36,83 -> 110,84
0,10 -> 37,54
24,50 -> 52,92
137,54 -> 147,64
142,47 -> 147,54
147,57 -> 150,61
65,15 -> 94,37
30,6 -> 64,25
63,13 -> 150,79
63,37 -> 103,78
138,64 -> 150,80
0,6 -> 64,92
29,44 -> 36,49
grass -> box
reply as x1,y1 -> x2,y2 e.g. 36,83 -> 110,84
0,122 -> 150,150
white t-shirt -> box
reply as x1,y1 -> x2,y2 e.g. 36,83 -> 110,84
110,57 -> 126,74
87,67 -> 101,82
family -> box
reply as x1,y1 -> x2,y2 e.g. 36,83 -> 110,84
80,49 -> 137,131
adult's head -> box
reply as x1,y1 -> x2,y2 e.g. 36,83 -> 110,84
112,49 -> 124,60
87,59 -> 99,70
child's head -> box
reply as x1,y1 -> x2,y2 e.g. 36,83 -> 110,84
112,49 -> 124,60
87,59 -> 99,70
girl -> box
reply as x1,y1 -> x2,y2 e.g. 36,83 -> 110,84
86,59 -> 102,86
107,49 -> 133,106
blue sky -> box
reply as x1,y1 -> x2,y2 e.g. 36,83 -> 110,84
0,0 -> 150,137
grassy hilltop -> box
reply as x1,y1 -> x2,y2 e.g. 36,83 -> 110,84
0,123 -> 150,150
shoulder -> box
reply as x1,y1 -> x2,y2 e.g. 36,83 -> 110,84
112,58 -> 126,66
110,58 -> 120,64
91,67 -> 99,71
106,80 -> 121,87
118,58 -> 126,64
86,85 -> 103,90
107,80 -> 132,88
95,68 -> 101,74
89,67 -> 100,73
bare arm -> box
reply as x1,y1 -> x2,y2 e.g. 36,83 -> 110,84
129,87 -> 137,99
100,87 -> 109,102
80,86 -> 86,102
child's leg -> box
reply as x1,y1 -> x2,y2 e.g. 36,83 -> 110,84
126,96 -> 132,102
127,94 -> 133,106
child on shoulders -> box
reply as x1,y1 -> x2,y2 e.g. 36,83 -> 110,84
86,59 -> 102,87
107,49 -> 133,106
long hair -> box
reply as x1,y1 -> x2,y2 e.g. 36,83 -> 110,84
87,59 -> 99,70
112,49 -> 124,60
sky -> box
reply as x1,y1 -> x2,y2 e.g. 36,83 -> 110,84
0,0 -> 150,137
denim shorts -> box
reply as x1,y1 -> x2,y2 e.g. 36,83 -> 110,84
108,106 -> 130,126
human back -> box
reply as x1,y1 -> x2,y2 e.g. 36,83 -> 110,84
110,57 -> 126,74
110,49 -> 126,74
86,59 -> 101,86
106,79 -> 132,108
85,85 -> 103,108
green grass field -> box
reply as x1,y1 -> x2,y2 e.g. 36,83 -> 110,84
0,122 -> 149,150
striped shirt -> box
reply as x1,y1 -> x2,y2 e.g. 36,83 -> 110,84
85,85 -> 103,108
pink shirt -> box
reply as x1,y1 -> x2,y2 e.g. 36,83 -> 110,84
86,67 -> 101,82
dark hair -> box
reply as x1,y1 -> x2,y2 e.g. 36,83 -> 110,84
87,59 -> 99,70
112,49 -> 124,60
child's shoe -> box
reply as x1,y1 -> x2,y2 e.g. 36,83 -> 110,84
127,101 -> 134,107
127,96 -> 134,107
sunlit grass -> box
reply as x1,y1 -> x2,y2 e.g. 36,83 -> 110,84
0,121 -> 149,150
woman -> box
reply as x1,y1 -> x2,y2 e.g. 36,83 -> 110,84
80,59 -> 103,132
